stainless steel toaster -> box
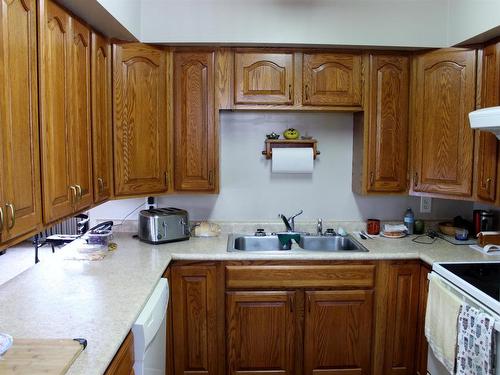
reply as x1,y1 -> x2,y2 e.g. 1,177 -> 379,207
138,207 -> 190,244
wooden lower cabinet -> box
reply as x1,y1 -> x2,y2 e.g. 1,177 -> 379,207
415,263 -> 431,375
105,331 -> 134,375
304,290 -> 374,375
226,291 -> 296,375
171,265 -> 220,375
383,262 -> 421,375
169,261 -> 426,375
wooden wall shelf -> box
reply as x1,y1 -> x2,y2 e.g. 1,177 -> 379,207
262,139 -> 320,159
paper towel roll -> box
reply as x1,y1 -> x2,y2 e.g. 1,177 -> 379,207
272,148 -> 314,173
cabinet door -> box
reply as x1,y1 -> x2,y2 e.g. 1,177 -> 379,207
384,263 -> 421,375
68,18 -> 92,211
234,52 -> 294,105
174,51 -> 217,191
91,32 -> 113,203
104,331 -> 134,375
172,266 -> 218,375
304,290 -> 374,375
476,43 -> 500,202
366,54 -> 409,193
303,53 -> 362,106
411,49 -> 476,197
113,43 -> 169,196
415,264 -> 430,375
0,0 -> 41,241
226,291 -> 296,375
38,0 -> 74,223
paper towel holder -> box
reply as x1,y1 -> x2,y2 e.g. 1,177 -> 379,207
262,139 -> 320,160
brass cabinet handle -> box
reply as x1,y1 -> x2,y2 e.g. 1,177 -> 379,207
97,177 -> 104,193
208,170 -> 214,186
75,185 -> 82,202
69,185 -> 77,204
305,85 -> 310,101
369,171 -> 374,186
414,172 -> 419,188
6,203 -> 15,229
0,206 -> 4,232
288,295 -> 294,313
164,172 -> 169,187
288,84 -> 292,101
486,178 -> 492,193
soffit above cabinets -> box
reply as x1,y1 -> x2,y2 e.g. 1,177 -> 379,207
58,0 -> 500,48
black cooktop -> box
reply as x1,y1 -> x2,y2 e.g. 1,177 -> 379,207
442,263 -> 500,301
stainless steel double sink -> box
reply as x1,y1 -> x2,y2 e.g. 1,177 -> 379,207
227,233 -> 368,252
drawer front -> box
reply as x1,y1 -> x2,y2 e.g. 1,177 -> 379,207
226,264 -> 375,289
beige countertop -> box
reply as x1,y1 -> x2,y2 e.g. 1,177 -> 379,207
1,231 -> 500,375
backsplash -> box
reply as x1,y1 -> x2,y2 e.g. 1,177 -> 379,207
90,111 -> 473,223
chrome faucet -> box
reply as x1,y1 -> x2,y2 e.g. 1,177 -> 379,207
317,218 -> 323,236
279,210 -> 303,232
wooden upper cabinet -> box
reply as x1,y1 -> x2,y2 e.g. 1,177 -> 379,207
304,290 -> 374,375
113,43 -> 169,196
91,32 -> 113,204
303,52 -> 362,106
38,0 -> 74,223
366,54 -> 409,193
0,0 -> 41,242
171,265 -> 219,375
411,49 -> 476,198
234,52 -> 294,105
476,42 -> 500,202
383,263 -> 421,375
226,291 -> 297,375
68,18 -> 92,211
174,51 -> 217,192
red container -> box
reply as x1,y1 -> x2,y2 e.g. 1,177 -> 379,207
366,219 -> 381,235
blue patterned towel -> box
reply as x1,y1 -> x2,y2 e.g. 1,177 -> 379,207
456,304 -> 496,375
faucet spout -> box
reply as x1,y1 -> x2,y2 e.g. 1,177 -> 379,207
279,214 -> 293,232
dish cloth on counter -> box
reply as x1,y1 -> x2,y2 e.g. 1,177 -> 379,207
456,304 -> 496,375
425,273 -> 463,374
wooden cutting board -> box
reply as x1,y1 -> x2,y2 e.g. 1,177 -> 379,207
0,338 -> 85,374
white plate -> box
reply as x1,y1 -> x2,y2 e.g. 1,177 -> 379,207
0,332 -> 13,356
380,231 -> 407,239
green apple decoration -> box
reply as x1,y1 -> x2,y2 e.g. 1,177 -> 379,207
283,128 -> 300,139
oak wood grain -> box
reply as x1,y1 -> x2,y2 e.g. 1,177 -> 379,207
91,32 -> 113,204
38,0 -> 74,223
411,48 -> 476,198
415,263 -> 431,375
304,290 -> 374,375
0,0 -> 42,241
68,17 -> 92,211
172,265 -> 219,375
173,51 -> 217,192
226,291 -> 297,375
225,265 -> 375,289
113,43 -> 169,196
303,52 -> 362,106
235,52 -> 294,105
366,54 -> 409,193
104,331 -> 134,375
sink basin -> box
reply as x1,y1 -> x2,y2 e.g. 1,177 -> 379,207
227,233 -> 368,252
228,234 -> 292,252
299,235 -> 368,252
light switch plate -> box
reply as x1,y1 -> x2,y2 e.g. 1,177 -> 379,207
420,197 -> 432,213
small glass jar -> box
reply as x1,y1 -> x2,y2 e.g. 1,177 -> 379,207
455,228 -> 469,241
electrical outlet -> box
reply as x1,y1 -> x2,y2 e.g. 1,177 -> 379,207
420,197 -> 432,213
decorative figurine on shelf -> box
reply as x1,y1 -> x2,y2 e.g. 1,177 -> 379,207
266,132 -> 280,140
283,128 -> 300,139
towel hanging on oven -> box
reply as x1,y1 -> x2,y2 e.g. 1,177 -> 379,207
456,304 -> 496,375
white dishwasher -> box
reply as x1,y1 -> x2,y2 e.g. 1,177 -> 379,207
132,278 -> 169,375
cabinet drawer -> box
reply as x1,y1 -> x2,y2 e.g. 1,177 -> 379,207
225,264 -> 375,289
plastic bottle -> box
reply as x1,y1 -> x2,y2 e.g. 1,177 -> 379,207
404,208 -> 415,234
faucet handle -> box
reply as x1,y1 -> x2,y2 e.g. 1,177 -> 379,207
288,210 -> 304,221
317,218 -> 323,235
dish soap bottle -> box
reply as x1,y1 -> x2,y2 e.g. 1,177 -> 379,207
404,208 -> 415,234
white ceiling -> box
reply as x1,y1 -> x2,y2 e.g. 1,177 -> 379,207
62,0 -> 500,47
